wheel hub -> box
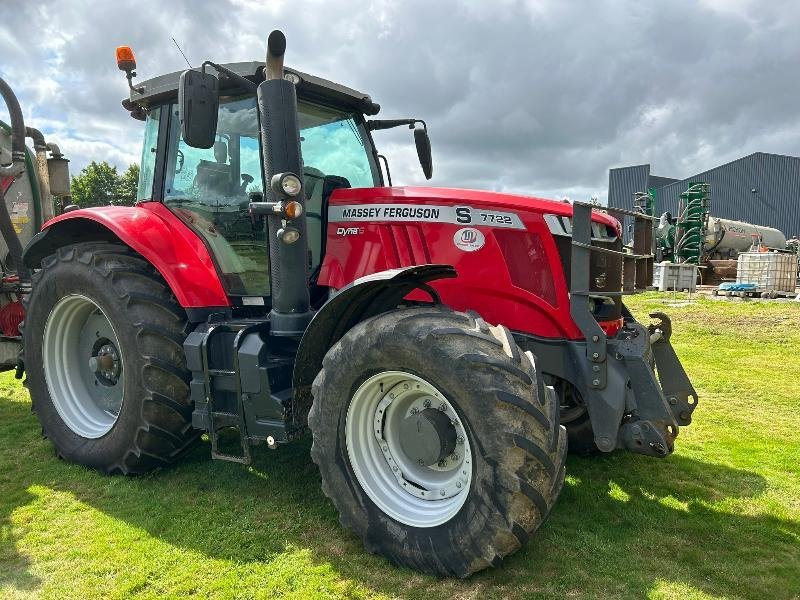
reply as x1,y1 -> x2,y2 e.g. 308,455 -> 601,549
398,408 -> 457,467
89,341 -> 121,385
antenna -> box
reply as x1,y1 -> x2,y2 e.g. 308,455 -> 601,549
171,37 -> 193,68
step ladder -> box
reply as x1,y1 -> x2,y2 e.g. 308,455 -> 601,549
198,320 -> 271,464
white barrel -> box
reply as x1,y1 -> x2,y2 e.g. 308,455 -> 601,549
705,217 -> 786,252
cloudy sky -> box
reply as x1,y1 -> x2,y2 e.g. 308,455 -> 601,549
1,0 -> 798,203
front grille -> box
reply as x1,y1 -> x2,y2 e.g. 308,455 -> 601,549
545,213 -> 623,321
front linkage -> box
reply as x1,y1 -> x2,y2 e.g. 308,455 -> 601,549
570,202 -> 697,456
522,202 -> 697,457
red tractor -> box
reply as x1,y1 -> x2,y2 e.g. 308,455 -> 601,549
15,32 -> 696,576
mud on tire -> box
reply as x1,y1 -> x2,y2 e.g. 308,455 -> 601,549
24,242 -> 200,474
309,306 -> 567,577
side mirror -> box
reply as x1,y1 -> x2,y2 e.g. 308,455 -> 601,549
414,126 -> 433,180
178,69 -> 219,149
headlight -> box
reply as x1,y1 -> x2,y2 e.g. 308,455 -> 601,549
271,172 -> 302,197
277,226 -> 300,244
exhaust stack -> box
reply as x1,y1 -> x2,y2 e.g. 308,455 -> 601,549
257,30 -> 313,336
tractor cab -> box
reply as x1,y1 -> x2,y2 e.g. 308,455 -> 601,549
126,61 -> 427,301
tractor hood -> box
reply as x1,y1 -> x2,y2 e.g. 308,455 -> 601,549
329,186 -> 622,234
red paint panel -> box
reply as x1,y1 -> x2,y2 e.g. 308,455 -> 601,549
42,202 -> 230,308
320,187 -> 619,340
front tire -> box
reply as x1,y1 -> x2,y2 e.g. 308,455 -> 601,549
309,307 -> 566,577
555,379 -> 600,456
24,243 -> 199,474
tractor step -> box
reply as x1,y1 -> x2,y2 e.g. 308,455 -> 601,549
184,317 -> 297,464
209,410 -> 252,464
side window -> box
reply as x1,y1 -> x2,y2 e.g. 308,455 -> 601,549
136,108 -> 160,201
163,97 -> 269,297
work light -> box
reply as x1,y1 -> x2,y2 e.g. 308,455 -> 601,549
271,172 -> 302,197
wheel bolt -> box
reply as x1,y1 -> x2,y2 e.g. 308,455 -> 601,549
457,436 -> 464,444
440,490 -> 446,496
418,459 -> 425,466
437,460 -> 446,468
410,407 -> 418,415
456,481 -> 462,489
381,444 -> 388,452
392,466 -> 398,472
452,453 -> 459,461
423,399 -> 432,408
438,402 -> 446,412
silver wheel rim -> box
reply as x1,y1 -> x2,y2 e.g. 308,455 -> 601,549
345,371 -> 473,528
42,294 -> 124,439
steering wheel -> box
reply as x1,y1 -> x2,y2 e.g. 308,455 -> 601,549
240,173 -> 254,194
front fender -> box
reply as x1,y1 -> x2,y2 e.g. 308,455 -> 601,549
290,264 -> 456,426
23,202 -> 230,308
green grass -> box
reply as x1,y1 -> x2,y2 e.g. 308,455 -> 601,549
1,293 -> 799,599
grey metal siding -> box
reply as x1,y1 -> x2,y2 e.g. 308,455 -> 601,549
608,164 -> 649,212
609,153 -> 800,238
648,175 -> 679,189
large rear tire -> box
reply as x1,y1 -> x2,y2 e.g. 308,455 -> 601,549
24,243 -> 199,474
309,307 -> 566,577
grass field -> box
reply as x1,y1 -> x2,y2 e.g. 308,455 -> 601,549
1,293 -> 798,599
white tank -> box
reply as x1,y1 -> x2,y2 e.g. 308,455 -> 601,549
704,216 -> 787,254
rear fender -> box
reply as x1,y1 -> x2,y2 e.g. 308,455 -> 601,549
22,203 -> 230,309
291,264 -> 456,425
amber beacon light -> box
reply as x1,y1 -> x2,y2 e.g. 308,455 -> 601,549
116,46 -> 136,73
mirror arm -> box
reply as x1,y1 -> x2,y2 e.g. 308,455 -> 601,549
367,118 -> 415,131
202,61 -> 258,93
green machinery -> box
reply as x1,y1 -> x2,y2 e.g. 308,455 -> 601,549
674,182 -> 710,265
637,183 -> 710,264
635,187 -> 675,262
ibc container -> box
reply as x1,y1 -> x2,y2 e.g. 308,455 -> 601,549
736,251 -> 797,293
653,262 -> 698,292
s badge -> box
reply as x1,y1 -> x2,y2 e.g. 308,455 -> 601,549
453,227 -> 485,252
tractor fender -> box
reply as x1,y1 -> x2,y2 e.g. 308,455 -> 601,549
291,264 -> 456,425
22,203 -> 229,309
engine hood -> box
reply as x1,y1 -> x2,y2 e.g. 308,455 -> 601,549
330,186 -> 621,233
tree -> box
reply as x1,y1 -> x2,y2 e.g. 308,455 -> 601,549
70,161 -> 119,207
70,161 -> 140,207
116,163 -> 140,206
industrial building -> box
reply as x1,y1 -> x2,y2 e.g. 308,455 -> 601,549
608,152 -> 800,238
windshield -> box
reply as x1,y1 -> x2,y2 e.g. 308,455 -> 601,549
162,94 -> 379,297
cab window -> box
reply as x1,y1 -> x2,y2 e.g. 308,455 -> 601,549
164,95 -> 268,297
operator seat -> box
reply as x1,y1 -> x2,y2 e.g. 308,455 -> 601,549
194,140 -> 233,197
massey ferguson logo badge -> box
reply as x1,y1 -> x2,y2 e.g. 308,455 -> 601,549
453,227 -> 485,252
336,227 -> 364,236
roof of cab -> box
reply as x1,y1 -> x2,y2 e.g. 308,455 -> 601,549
128,62 -> 380,115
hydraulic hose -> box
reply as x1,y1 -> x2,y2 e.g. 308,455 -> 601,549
0,77 -> 25,163
0,76 -> 29,280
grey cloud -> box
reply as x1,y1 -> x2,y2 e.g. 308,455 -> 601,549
1,0 -> 799,203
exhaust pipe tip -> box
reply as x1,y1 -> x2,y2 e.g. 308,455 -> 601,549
268,30 -> 286,59
266,30 -> 286,81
